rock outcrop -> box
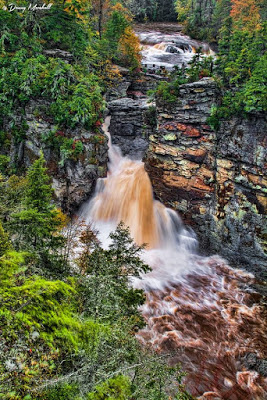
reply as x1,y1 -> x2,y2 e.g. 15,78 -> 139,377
108,97 -> 157,159
145,78 -> 267,279
10,100 -> 108,212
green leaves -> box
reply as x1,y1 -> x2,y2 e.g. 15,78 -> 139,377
50,75 -> 104,130
24,153 -> 53,212
0,52 -> 105,132
214,11 -> 267,116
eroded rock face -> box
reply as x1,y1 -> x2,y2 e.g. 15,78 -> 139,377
10,100 -> 108,212
145,78 -> 267,279
108,97 -> 156,160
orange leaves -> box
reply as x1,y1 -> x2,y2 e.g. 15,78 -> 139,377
230,0 -> 263,30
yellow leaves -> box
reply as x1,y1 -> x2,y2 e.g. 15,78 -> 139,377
118,27 -> 141,70
63,0 -> 91,21
109,2 -> 132,22
54,208 -> 69,230
102,61 -> 122,86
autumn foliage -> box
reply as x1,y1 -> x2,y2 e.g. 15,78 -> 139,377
230,0 -> 263,30
119,26 -> 142,70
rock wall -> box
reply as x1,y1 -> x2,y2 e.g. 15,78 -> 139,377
107,71 -> 163,159
10,100 -> 108,212
108,97 -> 157,159
145,78 -> 267,279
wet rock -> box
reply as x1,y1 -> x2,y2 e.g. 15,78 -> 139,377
166,45 -> 182,54
243,353 -> 267,377
105,66 -> 132,101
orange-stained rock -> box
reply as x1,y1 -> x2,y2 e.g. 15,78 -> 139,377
177,123 -> 187,131
256,194 -> 267,212
198,166 -> 214,180
198,136 -> 211,143
247,173 -> 267,188
160,123 -> 177,131
183,126 -> 201,137
217,167 -> 234,183
184,148 -> 207,158
191,176 -> 214,192
217,159 -> 235,170
162,172 -> 214,193
153,143 -> 178,157
201,124 -> 212,130
159,122 -> 201,137
159,122 -> 187,131
183,148 -> 207,163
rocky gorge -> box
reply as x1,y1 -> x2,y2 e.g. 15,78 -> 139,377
145,78 -> 266,281
5,29 -> 266,280
8,100 -> 109,212
107,73 -> 266,282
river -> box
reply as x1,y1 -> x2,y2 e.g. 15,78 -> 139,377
135,22 -> 215,71
79,118 -> 267,400
79,25 -> 267,400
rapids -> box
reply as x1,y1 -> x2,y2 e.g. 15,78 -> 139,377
80,118 -> 267,400
134,23 -> 215,71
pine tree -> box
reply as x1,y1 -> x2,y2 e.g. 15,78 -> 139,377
79,222 -> 150,323
10,154 -> 66,274
24,153 -> 53,212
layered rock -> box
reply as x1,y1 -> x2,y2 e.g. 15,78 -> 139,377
105,65 -> 132,102
108,97 -> 157,159
145,78 -> 267,279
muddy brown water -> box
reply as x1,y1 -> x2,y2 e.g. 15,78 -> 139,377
79,97 -> 267,399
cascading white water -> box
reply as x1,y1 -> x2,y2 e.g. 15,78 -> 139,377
136,28 -> 215,71
80,118 -> 267,400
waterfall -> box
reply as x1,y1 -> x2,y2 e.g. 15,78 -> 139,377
79,118 -> 267,400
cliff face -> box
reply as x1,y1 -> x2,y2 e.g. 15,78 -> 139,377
108,97 -> 156,159
145,78 -> 267,279
9,99 -> 108,213
107,70 -> 159,159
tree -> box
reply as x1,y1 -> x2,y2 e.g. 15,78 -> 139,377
0,221 -> 10,257
0,243 -> 108,399
242,53 -> 267,113
176,0 -> 191,22
78,222 -> 150,322
118,26 -> 141,70
129,0 -> 177,22
91,0 -> 111,38
10,154 -> 66,274
87,375 -> 131,399
24,152 -> 53,212
0,174 -> 27,226
230,0 -> 263,31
